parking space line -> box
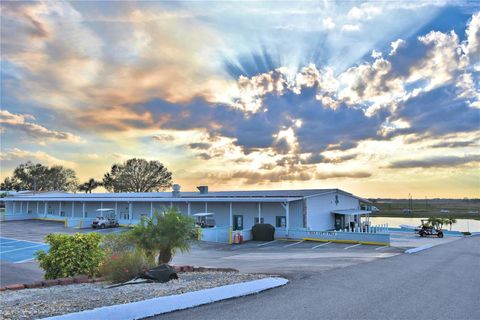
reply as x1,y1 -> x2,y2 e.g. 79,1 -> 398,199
344,243 -> 362,250
375,246 -> 389,251
283,240 -> 304,248
0,236 -> 44,245
312,242 -> 331,249
1,244 -> 47,254
257,240 -> 278,247
14,258 -> 36,264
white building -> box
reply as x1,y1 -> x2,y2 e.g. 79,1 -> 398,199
3,187 -> 388,244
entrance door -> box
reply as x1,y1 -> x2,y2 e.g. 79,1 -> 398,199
334,214 -> 344,230
233,215 -> 243,230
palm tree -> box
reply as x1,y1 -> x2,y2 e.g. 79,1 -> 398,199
78,178 -> 102,193
128,207 -> 195,264
427,217 -> 444,229
445,217 -> 457,231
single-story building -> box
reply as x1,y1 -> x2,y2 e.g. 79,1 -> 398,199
2,186 -> 389,245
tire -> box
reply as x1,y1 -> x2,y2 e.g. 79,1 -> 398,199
100,224 -> 105,229
438,232 -> 444,238
419,231 -> 425,237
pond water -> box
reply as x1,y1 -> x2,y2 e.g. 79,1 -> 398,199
370,217 -> 480,232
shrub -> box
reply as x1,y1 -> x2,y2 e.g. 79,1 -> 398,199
100,250 -> 154,283
129,207 -> 196,264
36,233 -> 104,279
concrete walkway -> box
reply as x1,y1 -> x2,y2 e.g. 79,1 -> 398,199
158,236 -> 480,320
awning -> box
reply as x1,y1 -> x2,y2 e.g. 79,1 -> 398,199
331,209 -> 371,215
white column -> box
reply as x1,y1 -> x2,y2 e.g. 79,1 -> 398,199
101,202 -> 103,210
20,201 -> 23,214
258,202 -> 261,222
229,202 -> 233,227
71,202 -> 75,218
115,202 -> 118,219
128,202 -> 132,223
13,202 -> 16,214
26,202 -> 29,214
36,202 -> 39,214
59,201 -> 62,216
150,202 -> 153,218
170,201 -> 173,208
205,202 -> 208,213
187,202 -> 191,216
82,202 -> 86,219
285,202 -> 290,235
44,202 -> 48,217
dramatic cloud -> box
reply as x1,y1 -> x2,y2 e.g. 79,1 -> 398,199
0,148 -> 77,168
0,110 -> 83,143
387,155 -> 480,169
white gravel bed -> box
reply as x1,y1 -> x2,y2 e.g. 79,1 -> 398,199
0,272 -> 268,320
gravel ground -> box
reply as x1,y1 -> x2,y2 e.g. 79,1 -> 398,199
0,272 -> 269,320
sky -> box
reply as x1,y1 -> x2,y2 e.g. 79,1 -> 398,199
0,0 -> 479,198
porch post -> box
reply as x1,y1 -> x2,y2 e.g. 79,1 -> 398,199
82,202 -> 86,219
285,201 -> 290,235
59,201 -> 62,216
258,202 -> 261,222
150,202 -> 153,218
187,202 -> 191,216
170,201 -> 173,208
205,202 -> 208,213
36,202 -> 39,214
229,202 -> 233,227
26,201 -> 29,214
101,202 -> 103,210
20,201 -> 23,214
71,202 -> 75,218
44,202 -> 48,217
13,201 -> 16,214
114,202 -> 118,218
128,202 -> 132,223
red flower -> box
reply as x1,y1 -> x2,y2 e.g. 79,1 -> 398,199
124,268 -> 129,273
111,254 -> 118,260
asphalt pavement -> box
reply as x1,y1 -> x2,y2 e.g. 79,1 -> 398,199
155,236 -> 480,320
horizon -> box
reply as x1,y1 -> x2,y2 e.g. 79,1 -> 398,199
1,1 -> 479,199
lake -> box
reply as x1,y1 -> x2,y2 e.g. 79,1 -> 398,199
370,217 -> 480,232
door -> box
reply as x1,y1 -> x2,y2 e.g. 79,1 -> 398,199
334,214 -> 344,230
233,215 -> 243,231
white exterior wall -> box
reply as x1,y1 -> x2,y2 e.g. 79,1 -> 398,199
231,202 -> 258,229
289,200 -> 304,229
306,192 -> 360,230
260,203 -> 285,226
204,202 -> 229,227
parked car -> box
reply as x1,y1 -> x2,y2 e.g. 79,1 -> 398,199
92,209 -> 119,229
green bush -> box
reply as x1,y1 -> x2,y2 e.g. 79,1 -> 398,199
35,233 -> 104,279
100,250 -> 154,283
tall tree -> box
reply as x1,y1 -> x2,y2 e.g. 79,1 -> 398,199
0,161 -> 78,192
102,158 -> 172,192
78,178 -> 102,193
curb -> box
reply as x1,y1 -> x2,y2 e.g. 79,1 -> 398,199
43,277 -> 288,320
405,244 -> 433,254
0,266 -> 238,291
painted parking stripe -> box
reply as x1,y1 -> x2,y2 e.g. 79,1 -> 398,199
375,246 -> 389,251
14,258 -> 36,264
344,243 -> 362,250
283,240 -> 304,248
0,236 -> 44,245
1,244 -> 47,254
312,242 -> 331,249
257,240 -> 278,247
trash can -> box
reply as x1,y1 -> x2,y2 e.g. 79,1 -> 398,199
252,224 -> 275,241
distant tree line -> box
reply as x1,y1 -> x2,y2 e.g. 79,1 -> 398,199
0,158 -> 172,193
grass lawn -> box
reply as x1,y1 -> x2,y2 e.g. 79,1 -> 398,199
371,199 -> 480,221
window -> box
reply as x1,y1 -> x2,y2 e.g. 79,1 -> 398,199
233,215 -> 243,231
276,216 -> 286,228
254,217 -> 264,224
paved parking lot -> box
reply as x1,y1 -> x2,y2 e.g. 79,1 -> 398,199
172,240 -> 404,276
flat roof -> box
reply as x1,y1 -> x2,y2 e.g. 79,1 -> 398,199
4,188 -> 361,203
331,209 -> 372,215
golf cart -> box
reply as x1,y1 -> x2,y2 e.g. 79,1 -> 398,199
193,213 -> 216,228
92,208 -> 119,229
415,219 -> 444,238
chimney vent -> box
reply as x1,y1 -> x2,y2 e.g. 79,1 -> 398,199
172,184 -> 181,197
197,186 -> 208,194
